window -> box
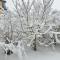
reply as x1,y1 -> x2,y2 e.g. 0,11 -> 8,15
2,0 -> 7,10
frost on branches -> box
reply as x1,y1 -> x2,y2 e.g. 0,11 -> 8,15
0,0 -> 60,57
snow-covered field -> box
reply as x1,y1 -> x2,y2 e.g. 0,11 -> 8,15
0,44 -> 60,60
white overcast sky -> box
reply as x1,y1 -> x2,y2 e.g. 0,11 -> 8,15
6,0 -> 60,11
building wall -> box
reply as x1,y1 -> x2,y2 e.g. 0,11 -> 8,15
0,0 -> 3,15
0,0 -> 7,15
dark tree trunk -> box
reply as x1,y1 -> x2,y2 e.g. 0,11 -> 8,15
53,34 -> 56,45
33,34 -> 37,51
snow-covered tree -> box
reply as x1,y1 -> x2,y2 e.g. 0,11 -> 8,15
10,0 -> 56,51
0,0 -> 60,53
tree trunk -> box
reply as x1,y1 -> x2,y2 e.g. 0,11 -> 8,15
53,34 -> 56,45
33,34 -> 37,51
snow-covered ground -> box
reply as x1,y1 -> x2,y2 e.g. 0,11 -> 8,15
0,44 -> 60,60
